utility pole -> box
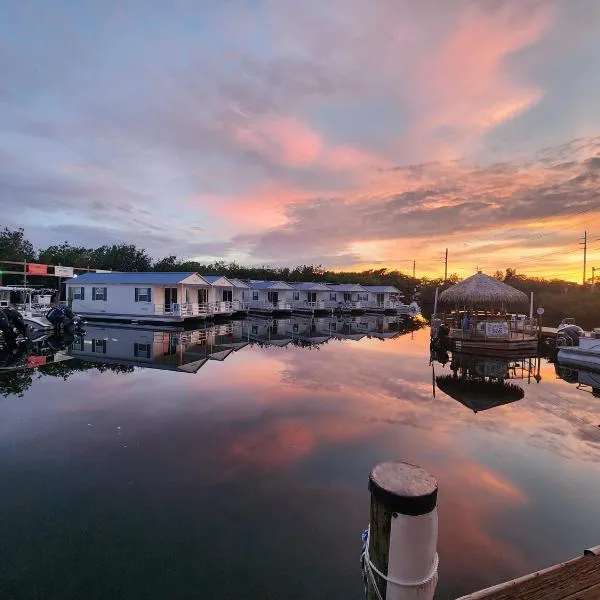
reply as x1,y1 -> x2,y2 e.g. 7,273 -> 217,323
412,260 -> 416,279
444,248 -> 448,281
580,230 -> 587,285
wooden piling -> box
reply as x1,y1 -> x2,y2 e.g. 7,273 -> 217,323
367,462 -> 438,600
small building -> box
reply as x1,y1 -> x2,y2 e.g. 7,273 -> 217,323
325,283 -> 369,311
247,281 -> 293,313
229,279 -> 251,312
65,272 -> 213,324
201,275 -> 236,317
433,272 -> 537,355
362,285 -> 405,312
288,282 -> 331,314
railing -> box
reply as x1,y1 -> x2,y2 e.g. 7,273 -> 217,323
324,300 -> 364,310
291,300 -> 327,310
249,300 -> 292,311
439,315 -> 538,341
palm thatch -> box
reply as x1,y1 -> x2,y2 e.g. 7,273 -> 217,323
439,272 -> 528,307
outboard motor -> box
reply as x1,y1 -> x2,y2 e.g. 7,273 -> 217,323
557,324 -> 583,347
0,309 -> 17,345
3,308 -> 28,338
46,305 -> 85,334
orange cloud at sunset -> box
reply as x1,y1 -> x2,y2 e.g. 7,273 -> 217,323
4,0 -> 600,281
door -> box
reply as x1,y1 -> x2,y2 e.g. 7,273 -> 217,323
344,293 -> 352,302
222,289 -> 233,302
377,293 -> 385,306
308,292 -> 317,303
268,291 -> 279,304
165,287 -> 178,311
198,288 -> 208,304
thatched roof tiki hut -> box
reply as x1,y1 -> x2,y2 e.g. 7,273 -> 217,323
434,272 -> 537,355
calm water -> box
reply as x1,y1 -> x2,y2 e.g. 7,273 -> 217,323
1,315 -> 600,600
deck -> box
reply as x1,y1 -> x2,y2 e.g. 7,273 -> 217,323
457,547 -> 600,599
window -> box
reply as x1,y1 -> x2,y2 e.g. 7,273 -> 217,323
330,322 -> 337,331
329,293 -> 337,301
293,292 -> 300,301
92,287 -> 107,301
92,339 -> 106,354
344,293 -> 352,302
252,291 -> 259,301
135,287 -> 152,303
134,342 -> 151,359
251,324 -> 258,335
293,323 -> 299,333
72,287 -> 85,300
72,338 -> 84,352
222,289 -> 233,302
242,291 -> 246,300
198,289 -> 208,304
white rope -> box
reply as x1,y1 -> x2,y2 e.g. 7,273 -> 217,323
361,525 -> 439,598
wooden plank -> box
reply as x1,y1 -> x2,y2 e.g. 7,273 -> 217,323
457,554 -> 600,600
561,582 -> 600,600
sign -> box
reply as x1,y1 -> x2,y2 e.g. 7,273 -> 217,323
95,269 -> 112,273
485,321 -> 509,338
27,263 -> 48,275
536,307 -> 545,316
54,266 -> 74,278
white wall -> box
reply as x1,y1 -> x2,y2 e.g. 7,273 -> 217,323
67,284 -> 164,316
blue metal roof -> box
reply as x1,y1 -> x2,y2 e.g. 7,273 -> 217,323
248,280 -> 293,290
363,285 -> 403,294
65,272 -> 201,285
202,275 -> 233,285
290,281 -> 331,291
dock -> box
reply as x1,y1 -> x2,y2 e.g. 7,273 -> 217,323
457,546 -> 600,599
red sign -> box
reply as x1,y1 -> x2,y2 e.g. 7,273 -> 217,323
27,263 -> 48,275
27,355 -> 47,367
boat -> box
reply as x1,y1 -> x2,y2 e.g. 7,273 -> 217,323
431,272 -> 538,355
557,327 -> 600,370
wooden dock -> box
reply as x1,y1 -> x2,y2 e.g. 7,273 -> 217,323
457,546 -> 600,599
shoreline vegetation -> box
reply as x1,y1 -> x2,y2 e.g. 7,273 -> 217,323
2,227 -> 599,330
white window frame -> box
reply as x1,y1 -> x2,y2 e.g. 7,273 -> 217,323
72,287 -> 85,300
293,292 -> 300,301
135,287 -> 152,303
329,292 -> 337,301
92,339 -> 106,354
92,287 -> 107,301
252,291 -> 259,301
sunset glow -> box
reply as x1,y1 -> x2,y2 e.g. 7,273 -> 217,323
3,1 -> 600,280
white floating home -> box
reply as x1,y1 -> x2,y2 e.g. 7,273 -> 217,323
325,284 -> 368,311
66,272 -> 216,324
289,282 -> 331,314
201,275 -> 237,317
362,285 -> 406,313
247,281 -> 293,314
229,278 -> 251,312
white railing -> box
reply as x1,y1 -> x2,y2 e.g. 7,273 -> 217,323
153,303 -> 211,317
291,300 -> 327,310
324,300 -> 364,310
249,300 -> 292,311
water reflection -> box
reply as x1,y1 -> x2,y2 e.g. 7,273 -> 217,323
554,362 -> 600,397
1,324 -> 600,600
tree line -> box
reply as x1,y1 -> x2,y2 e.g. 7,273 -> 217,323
2,226 -> 598,327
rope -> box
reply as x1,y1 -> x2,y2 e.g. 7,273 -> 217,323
360,526 -> 439,598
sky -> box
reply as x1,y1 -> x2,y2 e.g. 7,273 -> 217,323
2,0 -> 600,281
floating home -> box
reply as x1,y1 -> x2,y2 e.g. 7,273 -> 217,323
289,282 -> 332,314
325,284 -> 368,311
247,281 -> 293,314
362,285 -> 404,312
66,272 -> 220,324
431,272 -> 538,355
201,275 -> 239,317
247,317 -> 293,346
228,279 -> 251,312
